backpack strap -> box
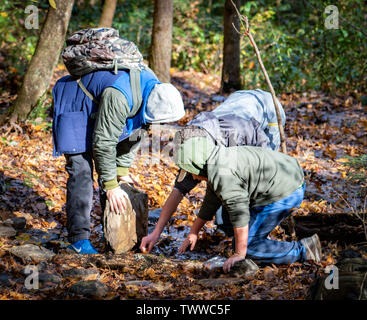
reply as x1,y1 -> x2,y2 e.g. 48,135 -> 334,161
76,78 -> 100,105
76,78 -> 99,119
129,69 -> 142,117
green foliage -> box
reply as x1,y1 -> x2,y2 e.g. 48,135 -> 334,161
1,0 -> 366,94
69,0 -> 154,60
237,0 -> 367,92
0,1 -> 48,93
344,154 -> 367,185
172,0 -> 224,73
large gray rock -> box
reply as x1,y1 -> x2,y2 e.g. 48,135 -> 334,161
38,273 -> 63,286
2,217 -> 26,230
69,280 -> 109,298
103,183 -> 148,254
8,244 -> 55,263
203,256 -> 259,277
0,225 -> 16,238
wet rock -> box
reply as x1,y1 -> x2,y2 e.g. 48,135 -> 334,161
8,244 -> 55,263
21,229 -> 59,245
203,256 -> 259,276
148,209 -> 162,224
0,225 -> 16,238
211,95 -> 226,103
263,266 -> 276,281
69,280 -> 109,298
0,273 -> 12,287
62,268 -> 100,280
203,256 -> 226,271
2,217 -> 26,230
198,278 -> 245,288
39,273 -> 62,285
103,183 -> 148,254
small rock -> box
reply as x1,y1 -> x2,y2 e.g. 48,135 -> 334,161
0,225 -> 16,238
211,95 -> 226,103
69,280 -> 109,298
62,268 -> 100,280
39,273 -> 62,285
0,273 -> 12,287
3,217 -> 26,230
8,244 -> 55,263
203,256 -> 259,276
232,259 -> 259,276
263,266 -> 276,281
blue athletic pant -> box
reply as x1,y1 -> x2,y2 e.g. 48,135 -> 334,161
216,183 -> 307,264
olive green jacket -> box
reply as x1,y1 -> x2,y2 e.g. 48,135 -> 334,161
198,145 -> 304,227
93,87 -> 144,190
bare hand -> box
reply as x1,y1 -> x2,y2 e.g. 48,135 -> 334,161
179,233 -> 198,254
140,232 -> 160,253
223,253 -> 246,273
106,187 -> 129,215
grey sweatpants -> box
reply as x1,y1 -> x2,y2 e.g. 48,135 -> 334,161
64,152 -> 106,243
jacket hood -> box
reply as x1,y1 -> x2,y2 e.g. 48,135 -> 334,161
187,111 -> 224,144
174,137 -> 216,176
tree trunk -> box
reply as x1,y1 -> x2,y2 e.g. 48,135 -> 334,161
221,0 -> 242,93
149,0 -> 173,83
98,0 -> 117,28
3,0 -> 75,124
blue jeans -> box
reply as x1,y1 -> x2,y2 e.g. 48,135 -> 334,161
216,183 -> 307,264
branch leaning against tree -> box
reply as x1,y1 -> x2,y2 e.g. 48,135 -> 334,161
230,0 -> 287,154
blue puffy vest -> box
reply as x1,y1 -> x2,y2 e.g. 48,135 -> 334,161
52,69 -> 160,157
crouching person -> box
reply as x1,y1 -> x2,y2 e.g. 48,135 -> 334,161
175,137 -> 321,272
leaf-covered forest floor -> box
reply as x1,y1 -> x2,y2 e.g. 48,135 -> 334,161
0,67 -> 366,300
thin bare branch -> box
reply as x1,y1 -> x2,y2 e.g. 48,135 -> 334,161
230,0 -> 287,153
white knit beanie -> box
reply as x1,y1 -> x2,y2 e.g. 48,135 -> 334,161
145,83 -> 185,123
